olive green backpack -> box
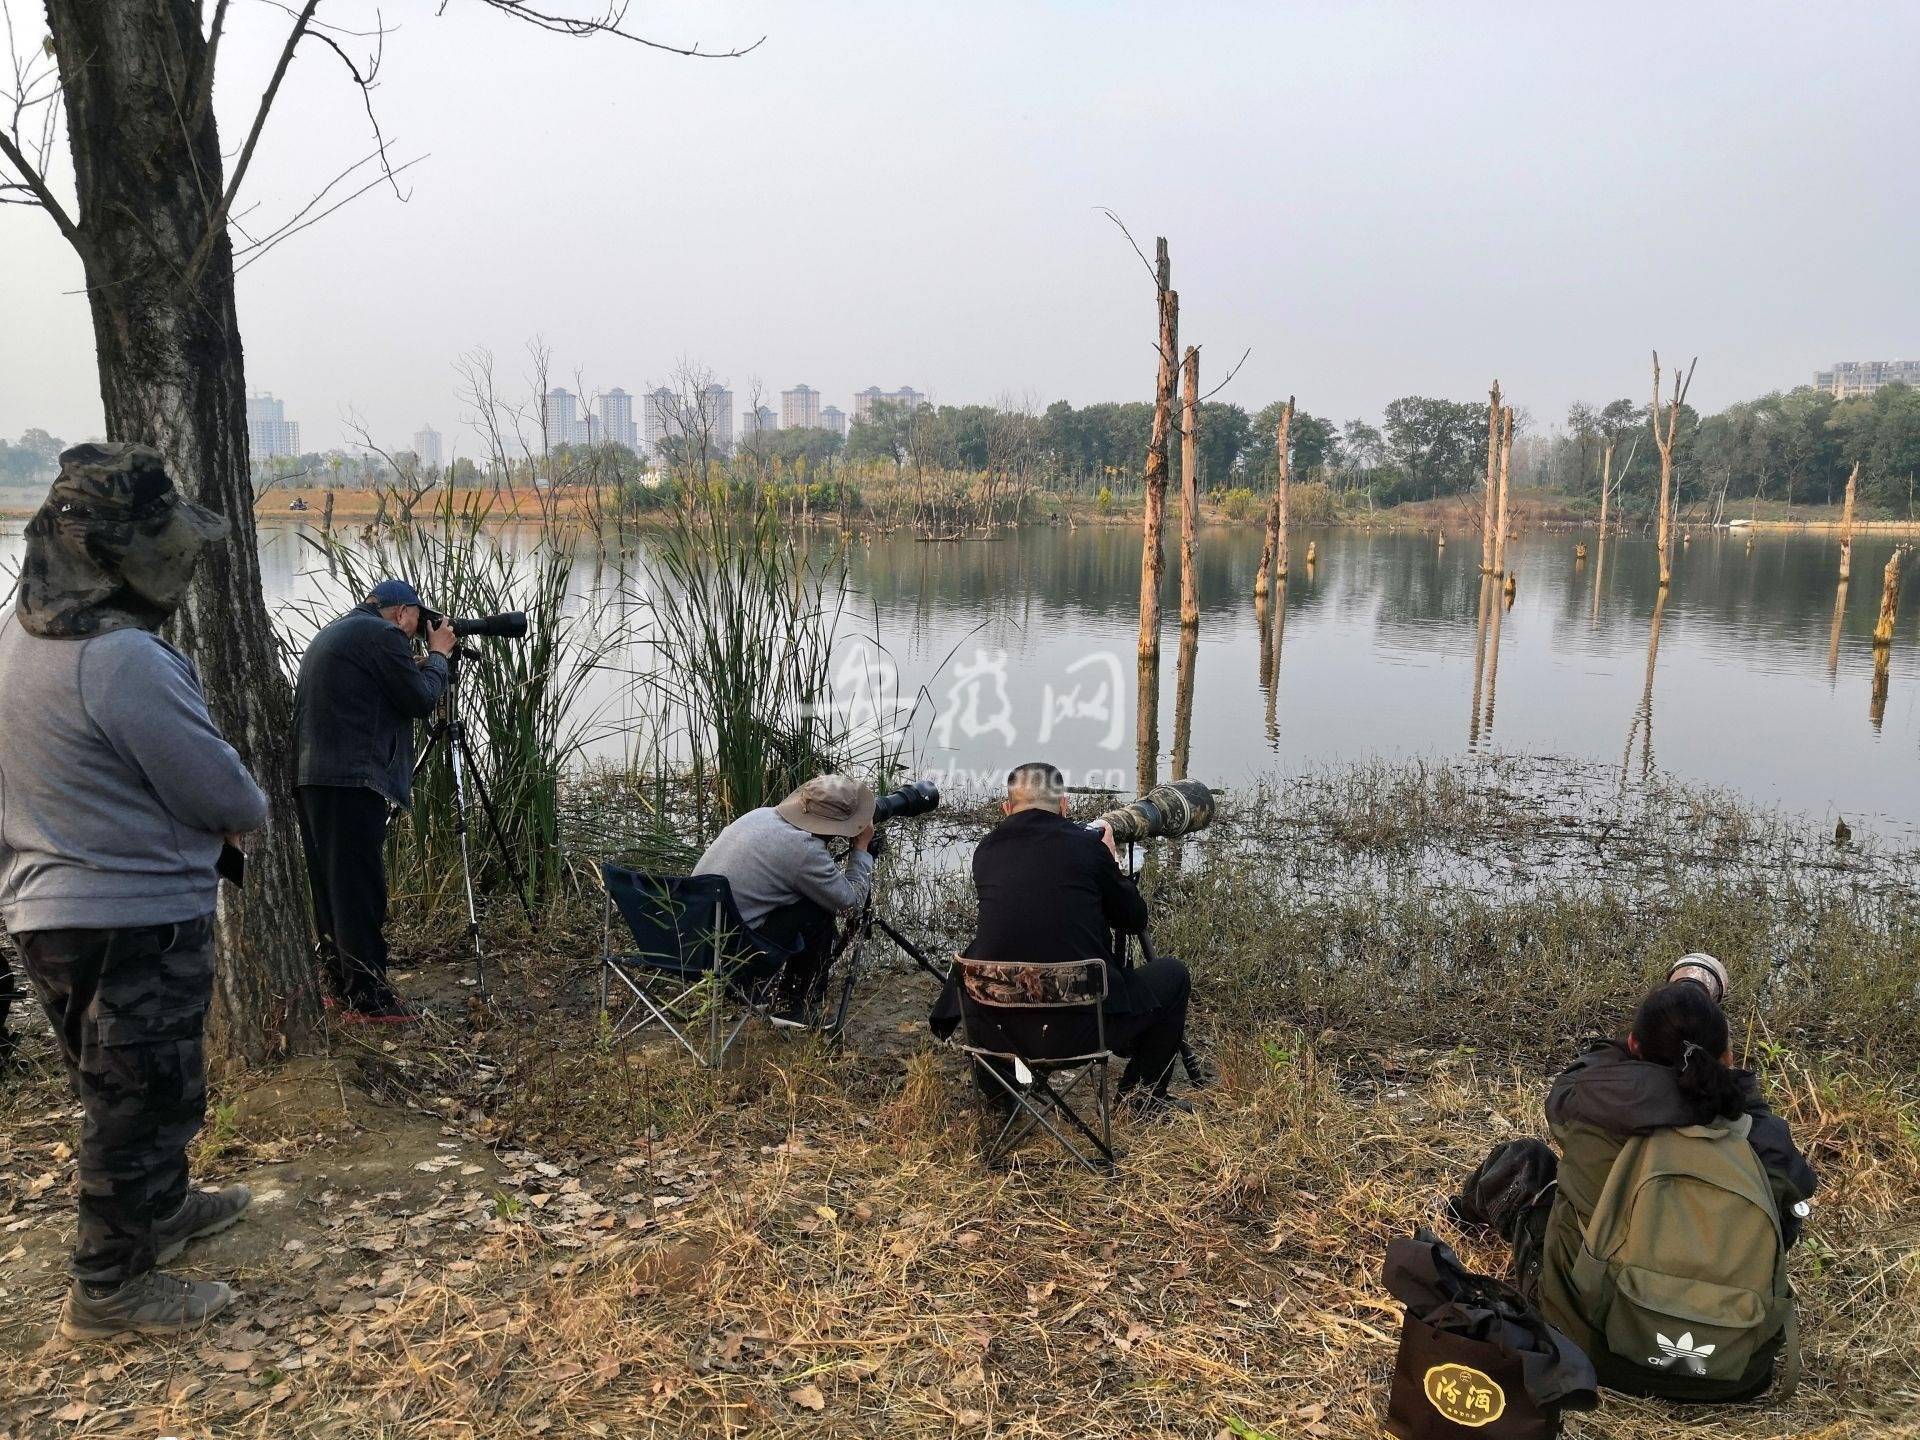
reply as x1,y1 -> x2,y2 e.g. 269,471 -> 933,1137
1569,1112 -> 1798,1399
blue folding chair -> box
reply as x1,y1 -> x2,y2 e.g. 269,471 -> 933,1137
598,865 -> 798,1068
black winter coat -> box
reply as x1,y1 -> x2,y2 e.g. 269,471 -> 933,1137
293,603 -> 448,806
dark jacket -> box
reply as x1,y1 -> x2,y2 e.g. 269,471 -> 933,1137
931,807 -> 1152,1038
1535,1040 -> 1818,1401
967,806 -> 1148,969
293,603 -> 448,806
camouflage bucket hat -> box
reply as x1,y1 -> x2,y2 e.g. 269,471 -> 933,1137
16,443 -> 229,639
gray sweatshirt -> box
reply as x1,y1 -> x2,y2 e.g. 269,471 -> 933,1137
693,805 -> 873,927
0,611 -> 269,933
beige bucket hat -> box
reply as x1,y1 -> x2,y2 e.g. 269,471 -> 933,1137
774,774 -> 876,838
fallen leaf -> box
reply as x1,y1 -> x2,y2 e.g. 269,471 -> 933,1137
789,1383 -> 827,1411
49,1401 -> 94,1422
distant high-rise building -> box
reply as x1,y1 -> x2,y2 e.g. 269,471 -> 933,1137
411,425 -> 443,469
781,384 -> 822,431
599,388 -> 639,451
820,405 -> 848,438
644,384 -> 735,459
1815,360 -> 1920,399
853,385 -> 927,422
246,393 -> 300,459
742,404 -> 778,437
542,387 -> 581,449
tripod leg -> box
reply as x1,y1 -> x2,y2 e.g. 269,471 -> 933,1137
460,746 -> 535,923
447,737 -> 487,998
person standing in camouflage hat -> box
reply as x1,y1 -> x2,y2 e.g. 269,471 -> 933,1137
0,443 -> 269,1340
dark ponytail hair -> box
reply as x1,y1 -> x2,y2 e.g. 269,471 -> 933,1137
1630,982 -> 1747,1124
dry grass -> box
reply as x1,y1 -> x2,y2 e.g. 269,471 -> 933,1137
3,1028 -> 1915,1439
4,758 -> 1919,1437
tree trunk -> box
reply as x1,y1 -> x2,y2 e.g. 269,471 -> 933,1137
1480,381 -> 1501,573
1839,460 -> 1858,582
46,0 -> 320,1063
1255,396 -> 1295,597
1177,346 -> 1201,628
321,486 -> 336,540
1493,407 -> 1514,578
1138,239 -> 1177,660
1598,441 -> 1614,539
1874,547 -> 1907,646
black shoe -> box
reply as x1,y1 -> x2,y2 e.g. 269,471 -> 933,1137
1119,1089 -> 1195,1122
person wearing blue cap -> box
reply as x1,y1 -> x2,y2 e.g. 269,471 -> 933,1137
292,580 -> 455,1020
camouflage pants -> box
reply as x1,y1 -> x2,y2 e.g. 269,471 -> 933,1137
16,915 -> 214,1286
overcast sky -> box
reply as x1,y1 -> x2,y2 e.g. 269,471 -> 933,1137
5,1 -> 1918,454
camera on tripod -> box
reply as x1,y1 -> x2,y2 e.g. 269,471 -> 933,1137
1086,778 -> 1216,844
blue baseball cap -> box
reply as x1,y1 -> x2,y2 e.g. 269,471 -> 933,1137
368,578 -> 426,609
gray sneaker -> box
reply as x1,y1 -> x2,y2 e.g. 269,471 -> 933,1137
59,1271 -> 234,1340
155,1185 -> 252,1265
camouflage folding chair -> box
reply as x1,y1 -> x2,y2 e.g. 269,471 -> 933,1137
598,865 -> 796,1068
953,955 -> 1115,1174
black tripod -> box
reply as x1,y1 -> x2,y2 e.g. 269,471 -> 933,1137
404,647 -> 533,998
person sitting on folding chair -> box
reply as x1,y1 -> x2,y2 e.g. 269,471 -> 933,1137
692,774 -> 876,1026
933,761 -> 1194,1118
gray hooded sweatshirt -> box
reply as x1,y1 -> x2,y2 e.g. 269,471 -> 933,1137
0,611 -> 269,932
0,443 -> 266,933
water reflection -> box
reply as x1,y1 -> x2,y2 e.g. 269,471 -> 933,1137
1172,624 -> 1198,780
1623,589 -> 1669,786
5,518 -> 1918,823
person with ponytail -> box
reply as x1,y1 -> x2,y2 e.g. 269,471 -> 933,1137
1451,956 -> 1817,1401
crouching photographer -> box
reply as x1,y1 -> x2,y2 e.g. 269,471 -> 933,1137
693,774 -> 878,1026
932,762 -> 1199,1119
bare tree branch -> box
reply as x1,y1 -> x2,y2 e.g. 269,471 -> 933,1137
1198,346 -> 1252,403
465,0 -> 765,57
0,126 -> 78,247
180,0 -> 320,289
1095,206 -> 1158,287
233,152 -> 426,273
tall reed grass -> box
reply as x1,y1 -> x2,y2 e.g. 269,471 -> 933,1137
634,481 -> 879,842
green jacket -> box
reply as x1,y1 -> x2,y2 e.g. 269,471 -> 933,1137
1533,1041 -> 1817,1402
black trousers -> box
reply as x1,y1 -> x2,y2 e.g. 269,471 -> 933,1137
1106,955 -> 1191,1095
16,916 -> 214,1285
295,784 -> 393,1010
752,898 -> 838,1006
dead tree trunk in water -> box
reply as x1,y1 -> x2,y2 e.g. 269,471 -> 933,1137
1651,351 -> 1696,589
1493,406 -> 1515,578
1178,346 -> 1201,628
1255,396 -> 1295,597
1138,239 -> 1178,660
1598,440 -> 1615,540
1480,381 -> 1502,573
1874,546 -> 1908,646
1840,460 -> 1859,582
32,0 -> 319,1062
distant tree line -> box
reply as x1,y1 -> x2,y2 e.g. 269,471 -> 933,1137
0,428 -> 67,484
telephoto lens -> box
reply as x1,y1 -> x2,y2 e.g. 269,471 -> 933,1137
452,611 -> 529,640
872,779 -> 941,824
1090,778 -> 1216,844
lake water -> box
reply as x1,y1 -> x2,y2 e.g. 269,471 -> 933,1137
3,519 -> 1914,831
